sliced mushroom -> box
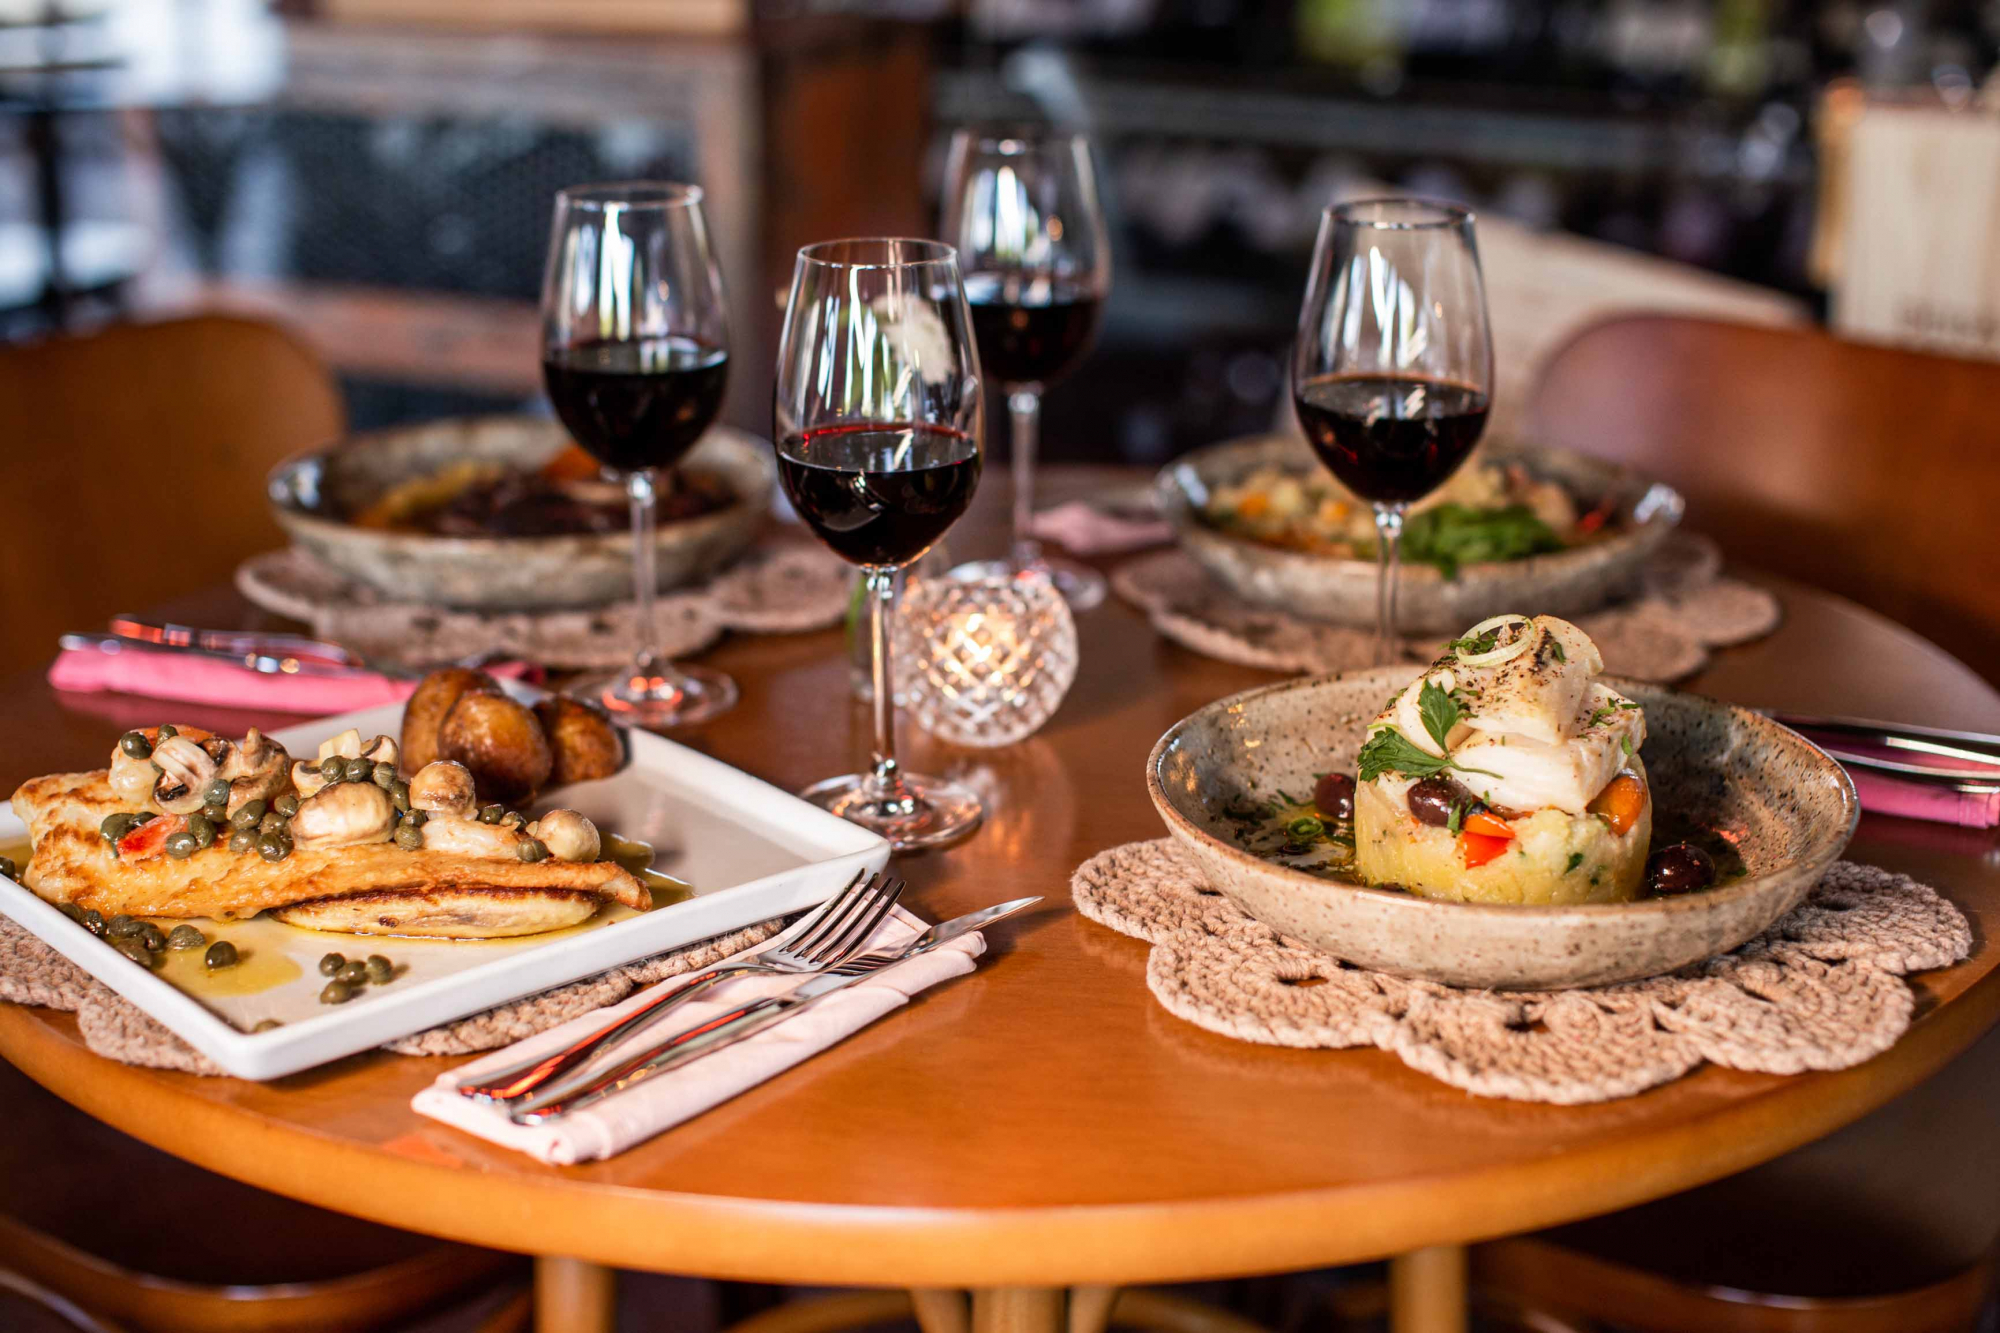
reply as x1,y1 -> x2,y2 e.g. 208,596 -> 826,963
528,810 -> 600,863
361,735 -> 399,768
408,761 -> 478,820
317,728 -> 364,762
291,760 -> 331,799
418,815 -> 524,859
290,782 -> 397,851
151,736 -> 220,815
219,728 -> 290,814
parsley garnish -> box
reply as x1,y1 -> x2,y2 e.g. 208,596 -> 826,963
1446,799 -> 1467,835
1620,735 -> 1633,756
1549,639 -> 1566,663
1565,852 -> 1584,873
1445,630 -> 1499,657
1357,680 -> 1500,783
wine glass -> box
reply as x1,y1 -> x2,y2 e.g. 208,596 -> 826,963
941,126 -> 1111,610
540,181 -> 737,728
775,238 -> 986,850
1292,198 -> 1493,664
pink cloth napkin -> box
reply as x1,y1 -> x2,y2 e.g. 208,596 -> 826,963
413,908 -> 981,1163
1850,770 -> 2000,828
49,646 -> 533,714
1029,501 -> 1172,556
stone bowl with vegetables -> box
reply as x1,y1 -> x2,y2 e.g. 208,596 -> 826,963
1146,649 -> 1857,990
1156,435 -> 1683,634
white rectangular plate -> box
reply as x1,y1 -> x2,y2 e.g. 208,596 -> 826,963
0,692 -> 889,1079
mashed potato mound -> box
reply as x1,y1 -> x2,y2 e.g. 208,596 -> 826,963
1354,757 -> 1651,905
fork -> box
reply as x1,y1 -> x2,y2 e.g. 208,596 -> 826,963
455,868 -> 905,1102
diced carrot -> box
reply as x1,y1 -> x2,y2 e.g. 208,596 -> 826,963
1236,492 -> 1270,520
538,444 -> 604,483
117,815 -> 186,859
1462,810 -> 1515,841
1588,772 -> 1647,836
1460,831 -> 1511,868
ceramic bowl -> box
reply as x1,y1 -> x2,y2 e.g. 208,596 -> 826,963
1157,436 -> 1685,633
1147,666 -> 1858,990
269,416 -> 773,610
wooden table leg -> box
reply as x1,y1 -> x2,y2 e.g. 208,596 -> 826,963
534,1256 -> 617,1333
1389,1245 -> 1467,1333
971,1288 -> 1067,1333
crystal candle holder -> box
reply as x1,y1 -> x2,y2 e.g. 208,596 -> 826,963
893,569 -> 1079,748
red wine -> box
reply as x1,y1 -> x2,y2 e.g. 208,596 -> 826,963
964,276 -> 1101,387
778,423 -> 981,567
1294,374 -> 1489,504
543,337 -> 728,473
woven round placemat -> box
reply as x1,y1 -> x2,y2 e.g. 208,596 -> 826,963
1111,534 -> 1780,682
0,914 -> 788,1077
1073,839 -> 1972,1104
237,529 -> 854,671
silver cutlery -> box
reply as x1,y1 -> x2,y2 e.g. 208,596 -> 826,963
108,616 -> 364,668
64,627 -> 508,683
456,868 -> 905,1103
508,895 -> 1041,1124
1766,712 -> 2000,794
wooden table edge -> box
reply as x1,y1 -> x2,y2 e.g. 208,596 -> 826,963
4,958 -> 1998,1288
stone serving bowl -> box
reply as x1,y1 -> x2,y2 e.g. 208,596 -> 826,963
269,416 -> 773,611
1157,435 -> 1685,634
1147,666 -> 1858,990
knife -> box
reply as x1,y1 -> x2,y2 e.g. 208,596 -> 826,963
59,633 -> 381,680
508,895 -> 1041,1124
107,616 -> 364,669
1764,712 -> 2000,793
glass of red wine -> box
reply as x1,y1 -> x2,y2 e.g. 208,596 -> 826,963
540,181 -> 737,728
775,238 -> 986,850
1292,199 -> 1493,664
941,127 -> 1111,610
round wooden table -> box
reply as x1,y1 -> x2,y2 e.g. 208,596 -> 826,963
3,470 -> 1999,1333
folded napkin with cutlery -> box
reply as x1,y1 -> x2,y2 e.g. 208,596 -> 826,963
414,907 -> 980,1163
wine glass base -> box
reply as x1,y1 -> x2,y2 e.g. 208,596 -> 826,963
798,772 -> 984,852
951,554 -> 1106,611
569,664 -> 738,730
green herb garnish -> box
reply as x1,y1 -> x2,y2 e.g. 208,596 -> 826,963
1549,639 -> 1566,663
1399,504 -> 1564,579
1620,735 -> 1633,756
1446,800 -> 1467,835
1357,680 -> 1500,783
1565,852 -> 1585,873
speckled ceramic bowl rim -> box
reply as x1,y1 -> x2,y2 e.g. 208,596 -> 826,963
266,419 -> 770,557
1145,668 -> 1860,925
1156,436 -> 1684,586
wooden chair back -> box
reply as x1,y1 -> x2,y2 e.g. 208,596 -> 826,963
0,316 -> 345,676
1530,316 -> 2000,680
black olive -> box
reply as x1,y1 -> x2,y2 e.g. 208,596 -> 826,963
1646,843 -> 1715,896
1407,776 -> 1482,829
1313,773 -> 1356,821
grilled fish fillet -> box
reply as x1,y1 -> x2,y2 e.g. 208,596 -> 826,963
11,770 -> 648,935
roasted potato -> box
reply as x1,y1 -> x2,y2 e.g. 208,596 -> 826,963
437,691 -> 553,806
534,697 -> 624,788
400,667 -> 502,775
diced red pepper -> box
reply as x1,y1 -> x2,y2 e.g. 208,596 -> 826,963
1589,772 -> 1648,837
1462,810 -> 1515,841
117,815 -> 185,859
1460,831 -> 1512,868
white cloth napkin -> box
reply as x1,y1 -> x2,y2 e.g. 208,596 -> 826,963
413,908 -> 980,1163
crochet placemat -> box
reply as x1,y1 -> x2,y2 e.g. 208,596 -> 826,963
237,529 -> 853,671
1112,534 -> 1781,683
1073,839 -> 1972,1103
0,913 -> 787,1078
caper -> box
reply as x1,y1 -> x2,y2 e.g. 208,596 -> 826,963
320,980 -> 355,1005
115,937 -> 157,967
403,808 -> 427,828
130,811 -> 156,826
118,730 -> 153,759
390,781 -> 411,813
167,831 -> 199,860
393,823 -> 423,851
259,811 -> 285,835
364,955 -> 393,984
500,811 -> 525,830
57,902 -> 84,925
82,909 -> 105,935
107,914 -> 141,937
100,812 -> 138,842
319,755 -> 344,780
256,834 -> 288,863
0,856 -> 17,880
318,952 -> 345,977
337,960 -> 367,985
371,761 -> 397,789
204,940 -> 239,970
478,804 -> 504,824
253,1019 -> 281,1033
201,802 -> 229,825
516,838 -> 549,863
229,830 -> 256,854
273,793 -> 299,818
155,724 -> 177,740
342,757 -> 371,783
202,778 -> 232,808
229,801 -> 265,831
140,924 -> 166,952
167,924 -> 205,951
185,814 -> 216,849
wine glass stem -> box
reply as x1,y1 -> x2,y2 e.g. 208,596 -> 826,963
1009,387 -> 1042,567
863,566 -> 906,801
626,469 -> 689,695
1373,502 -> 1406,666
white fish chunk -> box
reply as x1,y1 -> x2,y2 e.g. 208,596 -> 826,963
1453,682 -> 1646,814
